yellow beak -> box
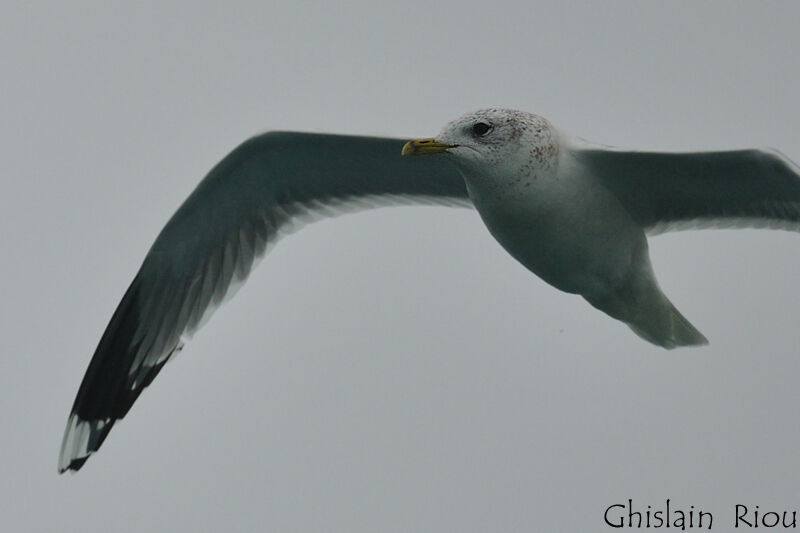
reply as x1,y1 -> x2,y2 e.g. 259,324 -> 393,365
401,138 -> 456,156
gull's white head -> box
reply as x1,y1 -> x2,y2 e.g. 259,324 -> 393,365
402,108 -> 560,183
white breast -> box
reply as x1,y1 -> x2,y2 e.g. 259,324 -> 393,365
463,134 -> 646,296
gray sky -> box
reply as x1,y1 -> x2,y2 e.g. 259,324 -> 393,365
2,1 -> 800,531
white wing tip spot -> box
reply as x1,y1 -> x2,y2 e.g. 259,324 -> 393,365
58,414 -> 108,473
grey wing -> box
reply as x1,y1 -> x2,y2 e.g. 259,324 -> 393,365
575,145 -> 800,234
59,132 -> 471,473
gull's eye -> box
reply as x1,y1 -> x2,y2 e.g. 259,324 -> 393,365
472,122 -> 493,137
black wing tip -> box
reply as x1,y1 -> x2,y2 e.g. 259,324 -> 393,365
60,273 -> 144,474
59,456 -> 89,474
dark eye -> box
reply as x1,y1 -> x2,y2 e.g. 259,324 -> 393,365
472,122 -> 493,137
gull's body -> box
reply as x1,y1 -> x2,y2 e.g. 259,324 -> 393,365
59,108 -> 800,473
430,110 -> 709,347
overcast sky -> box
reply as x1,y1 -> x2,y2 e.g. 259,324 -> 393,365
2,1 -> 800,531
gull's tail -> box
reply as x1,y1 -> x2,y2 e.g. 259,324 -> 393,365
584,271 -> 708,350
625,297 -> 708,349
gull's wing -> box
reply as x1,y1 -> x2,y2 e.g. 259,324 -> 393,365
59,132 -> 470,473
574,144 -> 800,234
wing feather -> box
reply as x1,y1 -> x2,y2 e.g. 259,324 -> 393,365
574,144 -> 800,234
59,132 -> 470,472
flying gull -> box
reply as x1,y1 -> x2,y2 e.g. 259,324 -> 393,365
59,108 -> 800,473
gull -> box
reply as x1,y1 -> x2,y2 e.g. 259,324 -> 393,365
59,108 -> 800,473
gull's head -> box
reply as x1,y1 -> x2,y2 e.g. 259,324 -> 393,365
402,108 -> 559,179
